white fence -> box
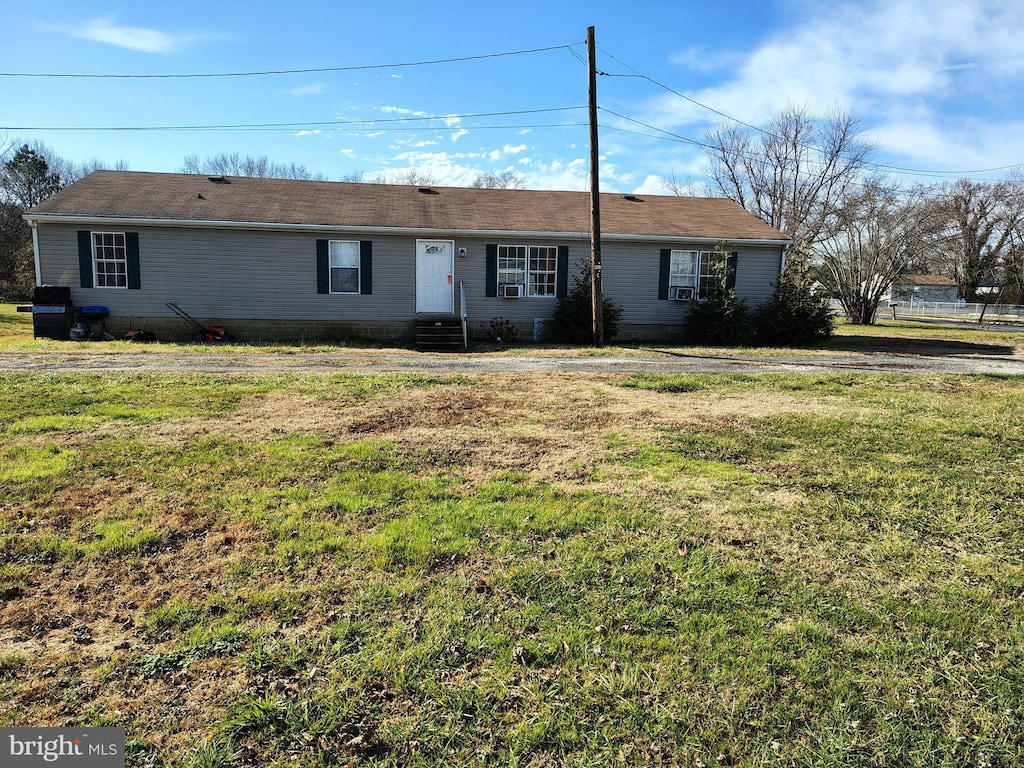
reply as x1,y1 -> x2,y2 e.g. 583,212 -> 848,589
830,300 -> 1024,323
889,301 -> 1024,321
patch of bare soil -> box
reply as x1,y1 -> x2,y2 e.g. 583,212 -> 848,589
136,373 -> 844,478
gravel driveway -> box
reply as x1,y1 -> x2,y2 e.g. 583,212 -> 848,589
2,347 -> 1023,375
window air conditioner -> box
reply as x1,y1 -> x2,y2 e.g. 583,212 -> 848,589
500,283 -> 524,298
669,286 -> 694,301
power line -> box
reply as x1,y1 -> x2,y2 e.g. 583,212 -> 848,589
597,107 -> 708,149
0,43 -> 582,79
0,106 -> 587,133
596,45 -> 1024,180
597,108 -> 1019,200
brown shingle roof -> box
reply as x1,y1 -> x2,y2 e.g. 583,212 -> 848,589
28,171 -> 789,241
896,274 -> 958,287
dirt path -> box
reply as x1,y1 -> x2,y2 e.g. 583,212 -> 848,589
1,347 -> 1023,375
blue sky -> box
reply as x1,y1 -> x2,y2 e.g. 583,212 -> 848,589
2,0 -> 1023,193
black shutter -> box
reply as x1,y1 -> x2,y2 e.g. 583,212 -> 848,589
126,232 -> 141,289
485,244 -> 498,297
556,245 -> 569,298
77,231 -> 94,288
316,239 -> 329,294
658,249 -> 671,300
725,251 -> 738,291
359,240 -> 372,295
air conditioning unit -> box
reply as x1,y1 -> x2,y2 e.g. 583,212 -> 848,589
500,283 -> 524,298
669,286 -> 694,301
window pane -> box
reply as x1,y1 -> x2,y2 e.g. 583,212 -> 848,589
331,266 -> 359,293
530,272 -> 556,296
498,245 -> 527,285
93,232 -> 128,288
528,246 -> 557,297
696,252 -> 722,299
670,250 -> 697,288
330,240 -> 359,267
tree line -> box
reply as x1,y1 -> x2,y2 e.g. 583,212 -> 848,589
699,105 -> 1024,323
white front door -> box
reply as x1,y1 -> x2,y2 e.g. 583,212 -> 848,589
416,239 -> 454,314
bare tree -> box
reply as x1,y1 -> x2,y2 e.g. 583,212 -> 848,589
659,169 -> 699,196
471,169 -> 526,189
817,180 -> 941,324
180,152 -> 326,181
62,157 -> 131,184
929,178 -> 1024,301
1003,228 -> 1024,304
703,105 -> 875,248
376,168 -> 438,187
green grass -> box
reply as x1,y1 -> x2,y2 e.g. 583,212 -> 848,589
1,321 -> 1024,765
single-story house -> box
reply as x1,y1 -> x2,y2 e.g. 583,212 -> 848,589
886,274 -> 959,305
24,171 -> 789,342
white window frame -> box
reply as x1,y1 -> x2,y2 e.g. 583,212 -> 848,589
498,244 -> 557,298
528,245 -> 557,297
670,249 -> 722,300
329,239 -> 360,295
92,231 -> 128,289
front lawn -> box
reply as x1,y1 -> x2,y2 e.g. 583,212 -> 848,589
1,366 -> 1022,766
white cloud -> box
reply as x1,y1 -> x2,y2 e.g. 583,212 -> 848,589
641,0 -> 1024,171
294,129 -> 322,137
521,157 -> 590,191
50,16 -> 210,54
669,46 -> 740,74
487,144 -> 528,161
633,175 -> 672,195
290,83 -> 324,97
450,129 -> 470,142
379,105 -> 430,117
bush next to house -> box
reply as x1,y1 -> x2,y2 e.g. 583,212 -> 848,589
480,316 -> 520,344
752,250 -> 834,346
547,262 -> 623,344
680,249 -> 751,345
681,283 -> 752,345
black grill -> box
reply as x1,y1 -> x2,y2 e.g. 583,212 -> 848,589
22,285 -> 74,339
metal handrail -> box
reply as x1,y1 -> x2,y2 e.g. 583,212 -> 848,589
460,281 -> 468,348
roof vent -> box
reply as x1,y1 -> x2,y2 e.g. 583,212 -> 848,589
622,194 -> 643,202
207,176 -> 231,184
418,187 -> 439,195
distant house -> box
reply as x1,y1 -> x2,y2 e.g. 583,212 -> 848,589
887,274 -> 959,305
24,171 -> 789,342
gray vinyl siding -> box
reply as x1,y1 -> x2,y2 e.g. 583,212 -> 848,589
601,241 -> 783,324
35,223 -> 783,338
40,225 -> 416,321
732,244 -> 784,304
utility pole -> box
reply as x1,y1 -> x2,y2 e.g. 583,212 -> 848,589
587,25 -> 604,346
